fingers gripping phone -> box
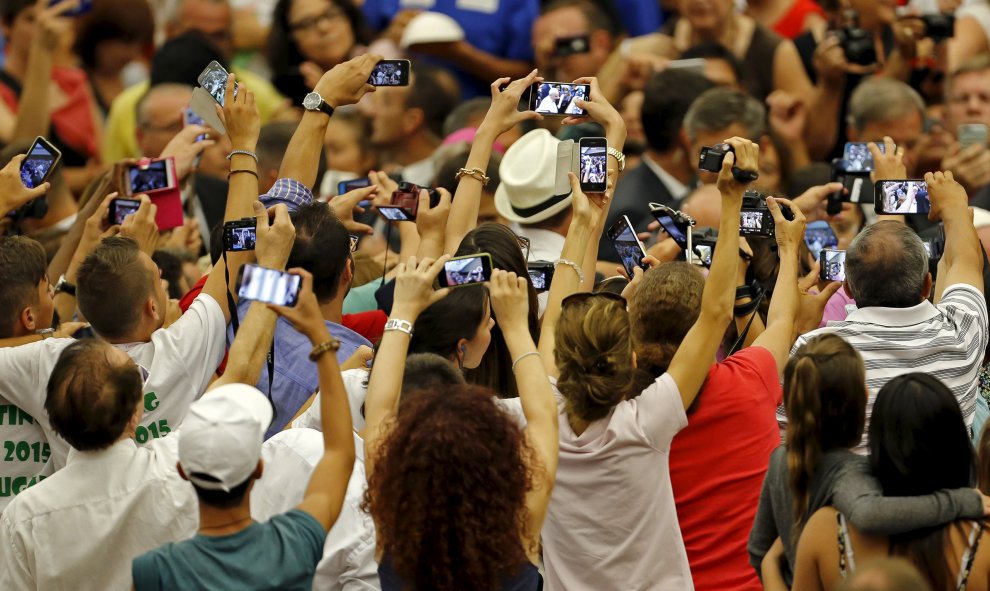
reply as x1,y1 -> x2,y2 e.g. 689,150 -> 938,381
437,253 -> 493,288
803,220 -> 839,262
608,215 -> 648,277
197,60 -> 238,106
237,264 -> 301,306
109,198 -> 142,225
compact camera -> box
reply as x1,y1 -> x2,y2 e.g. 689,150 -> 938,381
698,143 -> 759,183
920,13 -> 954,42
836,25 -> 877,66
739,190 -> 794,238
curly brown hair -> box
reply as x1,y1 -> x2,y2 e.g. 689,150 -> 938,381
364,385 -> 536,591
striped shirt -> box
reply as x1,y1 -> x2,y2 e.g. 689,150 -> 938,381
778,284 -> 988,454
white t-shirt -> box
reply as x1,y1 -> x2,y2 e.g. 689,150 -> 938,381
0,397 -> 53,513
0,294 -> 227,477
542,373 -> 693,591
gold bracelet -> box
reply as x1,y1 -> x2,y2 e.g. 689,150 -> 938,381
454,167 -> 490,187
309,338 -> 341,361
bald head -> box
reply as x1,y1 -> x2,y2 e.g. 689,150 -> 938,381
136,84 -> 194,158
846,221 -> 929,308
170,0 -> 232,56
681,183 -> 722,229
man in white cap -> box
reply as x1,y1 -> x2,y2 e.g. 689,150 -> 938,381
132,270 -> 356,591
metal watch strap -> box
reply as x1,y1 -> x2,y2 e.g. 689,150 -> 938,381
607,147 -> 625,172
384,319 -> 414,337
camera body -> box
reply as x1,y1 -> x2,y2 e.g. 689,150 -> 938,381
836,26 -> 876,66
921,13 -> 954,42
223,218 -> 257,252
739,190 -> 794,238
698,143 -> 759,183
690,227 -> 719,268
527,261 -> 555,292
380,181 -> 442,221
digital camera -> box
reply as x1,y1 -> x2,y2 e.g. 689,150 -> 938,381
836,25 -> 876,66
698,143 -> 759,183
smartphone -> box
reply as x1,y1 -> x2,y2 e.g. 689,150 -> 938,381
368,59 -> 410,86
338,177 -> 371,195
649,203 -> 691,248
607,215 -> 648,277
437,253 -> 493,288
958,123 -> 989,149
109,198 -> 141,225
527,261 -> 555,292
803,220 -> 839,261
874,180 -> 929,215
819,249 -> 847,282
237,264 -> 302,306
197,60 -> 237,106
841,142 -> 885,173
125,159 -> 176,195
49,0 -> 92,16
667,58 -> 706,76
578,137 -> 607,193
223,218 -> 257,252
19,136 -> 61,189
528,82 -> 590,116
554,34 -> 590,57
183,108 -> 209,143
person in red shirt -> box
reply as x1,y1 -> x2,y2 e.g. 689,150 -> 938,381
627,194 -> 808,591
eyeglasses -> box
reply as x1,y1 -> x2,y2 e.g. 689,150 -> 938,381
289,7 -> 347,33
515,234 -> 531,261
561,291 -> 626,309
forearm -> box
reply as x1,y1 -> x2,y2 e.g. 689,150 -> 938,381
0,334 -> 42,347
365,317 -> 413,430
445,126 -> 497,254
397,221 -> 421,261
537,223 -> 594,376
48,223 -> 86,284
278,112 -> 329,189
225,156 -> 260,222
447,42 -> 532,84
312,328 -> 355,453
941,208 -> 985,287
805,84 -> 843,161
13,47 -> 54,141
877,49 -> 911,82
502,324 -> 554,421
213,301 -> 277,387
704,196 -> 742,323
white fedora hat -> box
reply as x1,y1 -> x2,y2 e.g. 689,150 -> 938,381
495,129 -> 572,224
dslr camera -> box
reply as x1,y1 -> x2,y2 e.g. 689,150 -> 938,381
920,13 -> 955,42
836,25 -> 877,66
739,190 -> 794,238
698,143 -> 759,183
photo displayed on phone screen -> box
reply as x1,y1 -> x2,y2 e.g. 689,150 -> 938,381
694,243 -> 713,267
128,160 -> 171,194
820,249 -> 847,282
842,142 -> 885,173
198,61 -> 237,106
238,264 -> 301,307
579,138 -> 607,193
529,82 -> 589,116
608,216 -> 647,278
803,220 -> 839,261
110,199 -> 141,225
20,138 -> 60,189
875,180 -> 930,214
378,206 -> 412,222
368,60 -> 410,86
439,254 -> 492,288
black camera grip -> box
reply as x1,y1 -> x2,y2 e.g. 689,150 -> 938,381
731,167 -> 759,184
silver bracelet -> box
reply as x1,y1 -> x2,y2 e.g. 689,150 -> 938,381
227,150 -> 259,163
553,258 -> 585,284
511,351 -> 541,371
383,318 -> 414,337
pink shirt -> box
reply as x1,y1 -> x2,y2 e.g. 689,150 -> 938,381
820,288 -> 857,327
542,373 -> 694,591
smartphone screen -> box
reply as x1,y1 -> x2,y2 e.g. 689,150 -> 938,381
127,160 -> 172,194
110,198 -> 141,225
438,254 -> 493,288
608,216 -> 647,277
650,206 -> 689,248
223,221 -> 257,252
197,61 -> 237,106
20,137 -> 61,189
875,180 -> 929,215
820,249 -> 847,282
694,243 -> 714,268
368,60 -> 410,86
579,138 -> 607,193
958,123 -> 989,149
238,264 -> 301,306
338,177 -> 371,195
803,220 -> 839,261
842,142 -> 886,173
378,206 -> 412,222
529,82 -> 590,116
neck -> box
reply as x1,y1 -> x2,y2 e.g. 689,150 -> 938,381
198,503 -> 254,537
392,133 -> 439,167
647,148 -> 694,186
319,297 -> 344,325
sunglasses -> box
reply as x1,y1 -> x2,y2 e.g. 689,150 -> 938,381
561,291 -> 626,308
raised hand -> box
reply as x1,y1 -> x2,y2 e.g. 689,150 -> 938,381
562,76 -> 626,142
416,188 -> 452,244
0,155 -> 51,217
119,194 -> 160,255
268,268 -> 326,341
331,185 -> 379,235
868,136 -> 906,182
717,137 -> 760,198
222,74 -> 260,152
488,269 -> 530,333
254,202 -> 296,270
567,172 -> 607,228
314,54 -> 382,108
925,170 -> 970,223
766,90 -> 807,146
767,196 -> 806,253
479,69 -> 543,137
160,125 -> 215,181
390,255 -> 451,320
794,263 -> 843,335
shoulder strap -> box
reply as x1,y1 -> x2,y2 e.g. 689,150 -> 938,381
837,512 -> 856,578
956,521 -> 983,591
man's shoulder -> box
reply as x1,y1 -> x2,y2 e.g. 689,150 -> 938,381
615,162 -> 666,195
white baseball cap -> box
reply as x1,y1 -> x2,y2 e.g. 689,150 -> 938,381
178,384 -> 274,492
494,129 -> 573,224
400,12 -> 465,49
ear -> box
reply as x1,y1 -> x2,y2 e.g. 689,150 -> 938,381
176,462 -> 190,481
455,338 -> 468,363
147,296 -> 160,323
18,306 -> 35,333
404,107 -> 425,135
341,258 -> 354,288
843,280 -> 853,299
253,459 -> 264,480
921,272 -> 933,301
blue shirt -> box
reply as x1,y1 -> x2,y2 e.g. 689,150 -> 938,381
614,0 -> 661,37
132,510 -> 326,591
362,0 -> 539,98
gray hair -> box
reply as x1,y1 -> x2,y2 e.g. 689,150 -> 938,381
684,87 -> 766,142
442,97 -> 492,138
846,222 -> 928,308
847,78 -> 925,131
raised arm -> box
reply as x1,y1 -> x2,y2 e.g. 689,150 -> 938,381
270,269 -> 356,532
537,174 -> 608,379
665,138 -> 753,409
444,71 -> 541,254
488,269 -> 557,560
0,155 -> 51,218
11,0 -> 71,142
750,197 -> 805,373
415,188 -> 451,259
364,256 -> 451,477
926,171 -> 985,294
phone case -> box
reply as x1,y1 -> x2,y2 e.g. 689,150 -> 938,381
189,87 -> 226,135
117,157 -> 183,231
555,140 -> 579,196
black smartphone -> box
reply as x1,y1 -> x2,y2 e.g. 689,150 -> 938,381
527,261 -> 555,292
578,137 -> 607,193
819,249 -> 847,282
528,82 -> 590,116
554,34 -> 590,57
223,218 -> 257,252
197,60 -> 237,106
338,177 -> 371,195
109,198 -> 141,225
874,180 -> 930,215
803,220 -> 839,261
841,142 -> 885,173
20,136 -> 61,189
368,59 -> 411,86
607,215 -> 648,277
649,203 -> 691,249
237,264 -> 301,306
437,253 -> 493,288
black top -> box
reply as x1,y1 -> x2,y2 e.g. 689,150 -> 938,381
378,555 -> 542,591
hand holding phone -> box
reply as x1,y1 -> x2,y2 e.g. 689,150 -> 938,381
529,81 -> 590,116
223,218 -> 257,251
819,249 -> 846,282
197,61 -> 238,106
803,220 -> 839,261
109,198 -> 142,226
368,60 -> 410,86
437,253 -> 493,288
608,216 -> 648,277
874,180 -> 930,215
238,264 -> 302,307
579,137 -> 608,193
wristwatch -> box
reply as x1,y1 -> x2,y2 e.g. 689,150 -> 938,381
607,147 -> 626,172
302,92 -> 335,118
54,275 -> 76,297
383,319 -> 414,337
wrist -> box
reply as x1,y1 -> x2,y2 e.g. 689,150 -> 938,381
389,307 -> 420,322
305,326 -> 332,345
230,142 -> 258,154
255,254 -> 289,270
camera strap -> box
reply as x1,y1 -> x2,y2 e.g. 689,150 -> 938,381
728,284 -> 765,356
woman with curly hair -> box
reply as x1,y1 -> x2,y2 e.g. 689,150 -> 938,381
363,257 -> 557,591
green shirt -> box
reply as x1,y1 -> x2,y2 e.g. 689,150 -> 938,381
132,509 -> 325,591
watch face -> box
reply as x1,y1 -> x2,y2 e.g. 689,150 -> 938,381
302,92 -> 321,111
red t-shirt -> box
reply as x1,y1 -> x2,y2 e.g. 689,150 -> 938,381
669,346 -> 782,591
772,0 -> 826,39
342,310 -> 386,345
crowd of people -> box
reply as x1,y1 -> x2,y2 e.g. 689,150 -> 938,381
5,0 -> 990,589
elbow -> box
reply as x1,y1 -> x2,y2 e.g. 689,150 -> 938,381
705,298 -> 735,329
